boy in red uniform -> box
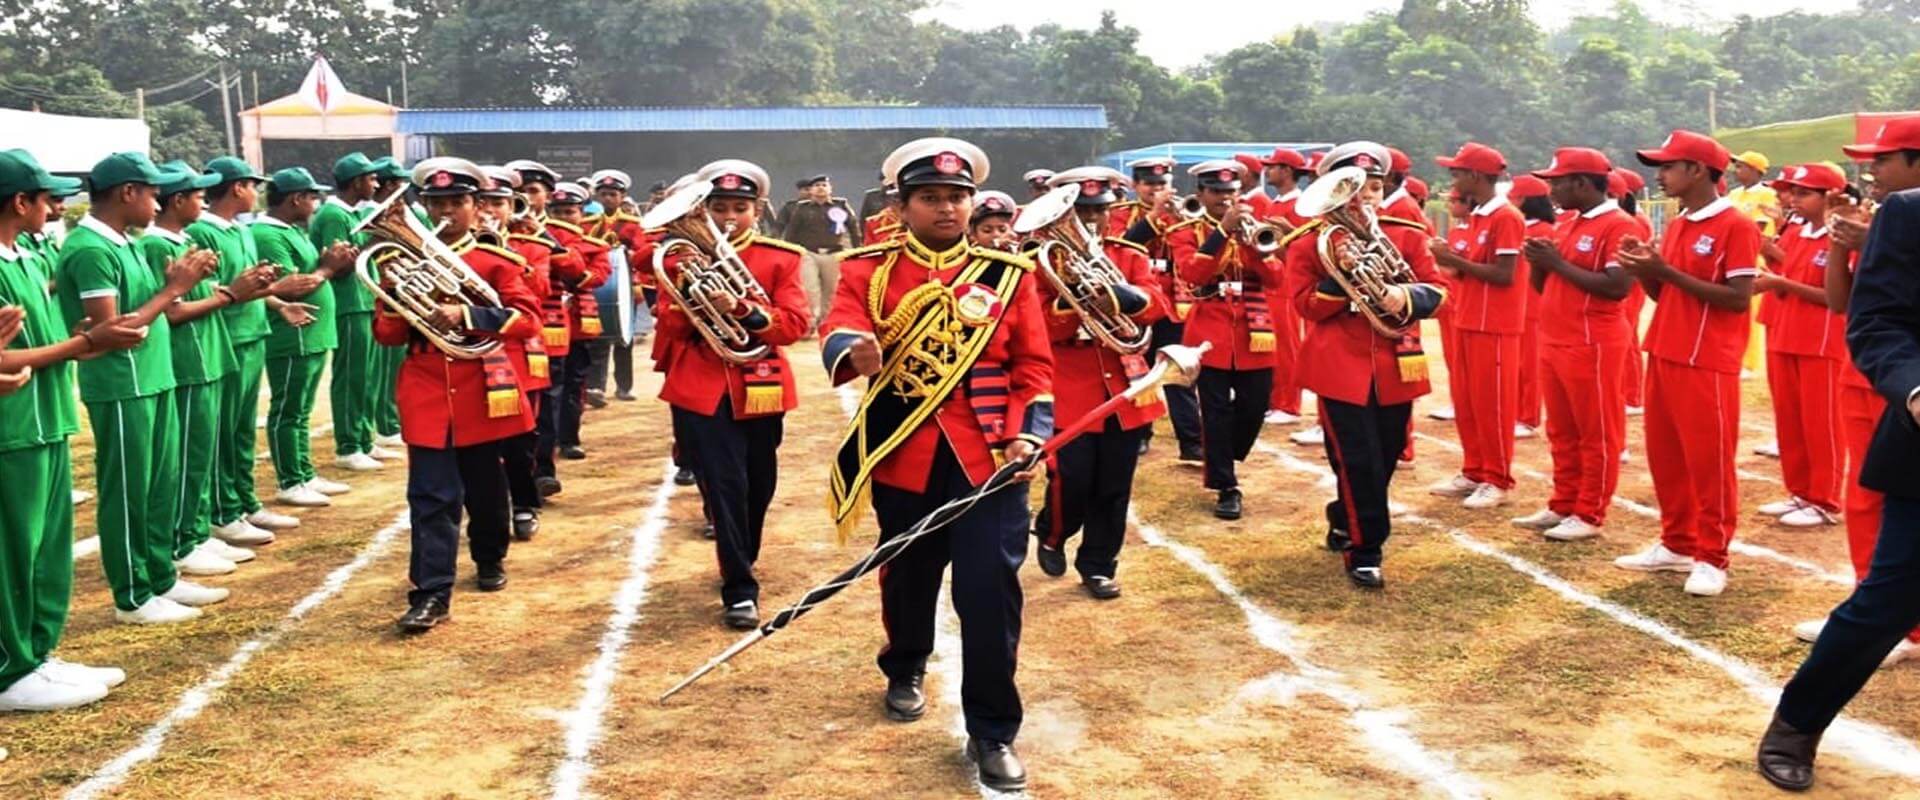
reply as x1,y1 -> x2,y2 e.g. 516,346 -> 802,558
1612,130 -> 1760,597
478,165 -> 555,540
1284,141 -> 1449,588
654,159 -> 812,628
1754,163 -> 1850,529
1261,147 -> 1311,426
543,182 -> 611,463
1116,157 -> 1202,460
1610,167 -> 1653,416
1512,148 -> 1639,542
1428,142 -> 1527,510
379,158 -> 543,631
1508,174 -> 1554,439
1030,169 -> 1167,599
967,190 -> 1019,251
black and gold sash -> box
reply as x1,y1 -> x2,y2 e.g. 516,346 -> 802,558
828,244 -> 1031,541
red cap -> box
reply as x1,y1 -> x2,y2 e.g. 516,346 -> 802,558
1532,147 -> 1612,178
1606,171 -> 1628,197
1405,175 -> 1430,205
1507,175 -> 1550,199
1636,129 -> 1730,171
1262,147 -> 1307,169
1388,147 -> 1411,174
1233,153 -> 1264,177
1769,162 -> 1847,193
1611,167 -> 1645,194
1306,151 -> 1326,171
1841,117 -> 1920,160
1435,142 -> 1506,175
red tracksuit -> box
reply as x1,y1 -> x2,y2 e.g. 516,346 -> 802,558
1621,213 -> 1654,408
1264,190 -> 1309,416
1641,197 -> 1761,570
1538,202 -> 1638,524
1765,221 -> 1846,514
1517,218 -> 1554,429
1446,197 -> 1528,490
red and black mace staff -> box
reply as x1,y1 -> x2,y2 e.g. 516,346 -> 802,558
659,341 -> 1211,702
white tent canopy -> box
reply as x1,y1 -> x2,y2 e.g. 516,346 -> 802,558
0,108 -> 150,172
240,56 -> 402,169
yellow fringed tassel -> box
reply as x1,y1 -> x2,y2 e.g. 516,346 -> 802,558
744,385 -> 785,416
830,485 -> 871,546
1248,331 -> 1275,353
1398,353 -> 1429,383
528,352 -> 549,380
541,327 -> 567,347
1174,301 -> 1192,320
487,389 -> 522,418
1134,390 -> 1161,408
581,318 -> 603,336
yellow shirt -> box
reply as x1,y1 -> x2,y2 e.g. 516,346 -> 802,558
1727,183 -> 1779,238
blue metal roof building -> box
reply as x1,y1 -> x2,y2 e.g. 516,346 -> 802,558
1096,141 -> 1336,173
397,105 -> 1109,135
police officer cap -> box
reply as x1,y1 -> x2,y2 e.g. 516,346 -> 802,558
698,159 -> 771,200
550,181 -> 591,205
1187,159 -> 1247,191
411,157 -> 489,197
884,137 -> 990,193
505,159 -> 561,188
1127,157 -> 1176,185
590,169 -> 632,192
1022,169 -> 1056,186
479,165 -> 519,198
971,190 -> 1017,223
1049,166 -> 1124,206
1318,141 -> 1392,178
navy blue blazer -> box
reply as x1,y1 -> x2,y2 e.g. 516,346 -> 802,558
1847,187 -> 1920,498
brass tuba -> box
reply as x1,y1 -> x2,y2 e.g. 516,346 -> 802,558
352,191 -> 505,359
1014,185 -> 1152,354
640,179 -> 773,364
1295,165 -> 1419,338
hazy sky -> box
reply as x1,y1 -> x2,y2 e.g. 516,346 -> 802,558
918,0 -> 1844,68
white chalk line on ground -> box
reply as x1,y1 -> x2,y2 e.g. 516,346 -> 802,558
64,510 -> 411,800
1408,432 -> 1853,584
1255,440 -> 1920,779
547,458 -> 678,800
1130,511 -> 1484,799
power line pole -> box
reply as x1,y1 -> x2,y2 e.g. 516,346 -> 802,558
213,64 -> 237,154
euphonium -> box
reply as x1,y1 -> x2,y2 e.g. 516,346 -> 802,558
1295,165 -> 1419,338
639,179 -> 772,364
1013,186 -> 1152,354
352,191 -> 505,359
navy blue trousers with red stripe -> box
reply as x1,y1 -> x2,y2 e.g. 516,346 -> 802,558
1035,417 -> 1148,580
1319,392 -> 1413,570
873,443 -> 1028,744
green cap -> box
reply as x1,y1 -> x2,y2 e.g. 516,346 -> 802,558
155,159 -> 220,198
0,149 -> 85,198
88,151 -> 169,192
332,152 -> 379,184
267,167 -> 331,194
204,156 -> 267,185
371,156 -> 408,180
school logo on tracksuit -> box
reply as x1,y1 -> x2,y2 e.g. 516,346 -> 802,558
1692,234 -> 1716,256
1576,235 -> 1596,253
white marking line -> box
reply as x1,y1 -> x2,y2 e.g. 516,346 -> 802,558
1132,512 -> 1483,799
73,537 -> 99,559
548,459 -> 678,800
1410,432 -> 1851,584
65,511 -> 411,800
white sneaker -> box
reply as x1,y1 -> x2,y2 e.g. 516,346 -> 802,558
1793,619 -> 1825,644
1462,484 -> 1508,509
334,453 -> 384,472
1289,425 -> 1324,446
1755,440 -> 1781,458
1684,562 -> 1728,596
42,658 -> 125,688
0,670 -> 108,711
174,545 -> 237,577
1511,509 -> 1565,531
1883,640 -> 1918,669
1625,405 -> 1644,417
369,445 -> 405,461
164,580 -> 230,607
114,596 -> 201,625
1544,517 -> 1602,542
247,509 -> 301,530
205,538 -> 255,563
306,477 -> 351,496
1264,409 -> 1301,425
275,485 -> 330,507
376,433 -> 405,448
1778,505 -> 1839,528
1514,424 -> 1537,439
213,519 -> 274,547
1429,474 -> 1479,498
1619,448 -> 1631,464
1758,497 -> 1806,517
1429,405 -> 1456,421
1614,543 -> 1696,573
71,489 -> 93,506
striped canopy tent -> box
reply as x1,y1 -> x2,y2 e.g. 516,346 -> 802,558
239,56 -> 403,170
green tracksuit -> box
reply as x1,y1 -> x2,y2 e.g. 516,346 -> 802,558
188,212 -> 268,525
139,228 -> 237,558
252,216 -> 336,489
311,197 -> 376,457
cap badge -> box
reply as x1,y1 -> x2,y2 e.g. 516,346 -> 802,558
1355,154 -> 1374,169
717,174 -> 742,190
1081,181 -> 1101,196
430,171 -> 453,188
934,152 -> 964,175
1152,165 -> 1168,175
952,283 -> 1002,327
1218,170 -> 1234,182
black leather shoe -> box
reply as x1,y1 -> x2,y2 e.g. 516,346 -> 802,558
1137,438 -> 1150,456
585,390 -> 608,409
1347,565 -> 1385,589
536,476 -> 562,497
560,445 -> 588,460
723,601 -> 758,630
512,510 -> 539,541
1326,528 -> 1351,552
1757,713 -> 1820,791
673,467 -> 697,486
1214,488 -> 1243,520
615,391 -> 637,402
396,597 -> 448,633
1036,544 -> 1067,577
701,522 -> 716,540
884,674 -> 926,722
1178,443 -> 1203,463
476,561 -> 508,592
966,738 -> 1028,793
1083,575 -> 1121,600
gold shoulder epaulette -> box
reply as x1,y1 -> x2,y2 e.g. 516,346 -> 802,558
973,247 -> 1035,272
835,240 -> 898,260
1104,237 -> 1149,255
472,242 -> 528,266
1164,217 -> 1206,234
751,235 -> 808,256
1278,218 -> 1324,248
545,218 -> 584,236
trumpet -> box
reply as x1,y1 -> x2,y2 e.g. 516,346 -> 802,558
1295,165 -> 1419,338
1177,194 -> 1281,254
352,191 -> 505,359
1013,186 -> 1151,354
640,179 -> 772,364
